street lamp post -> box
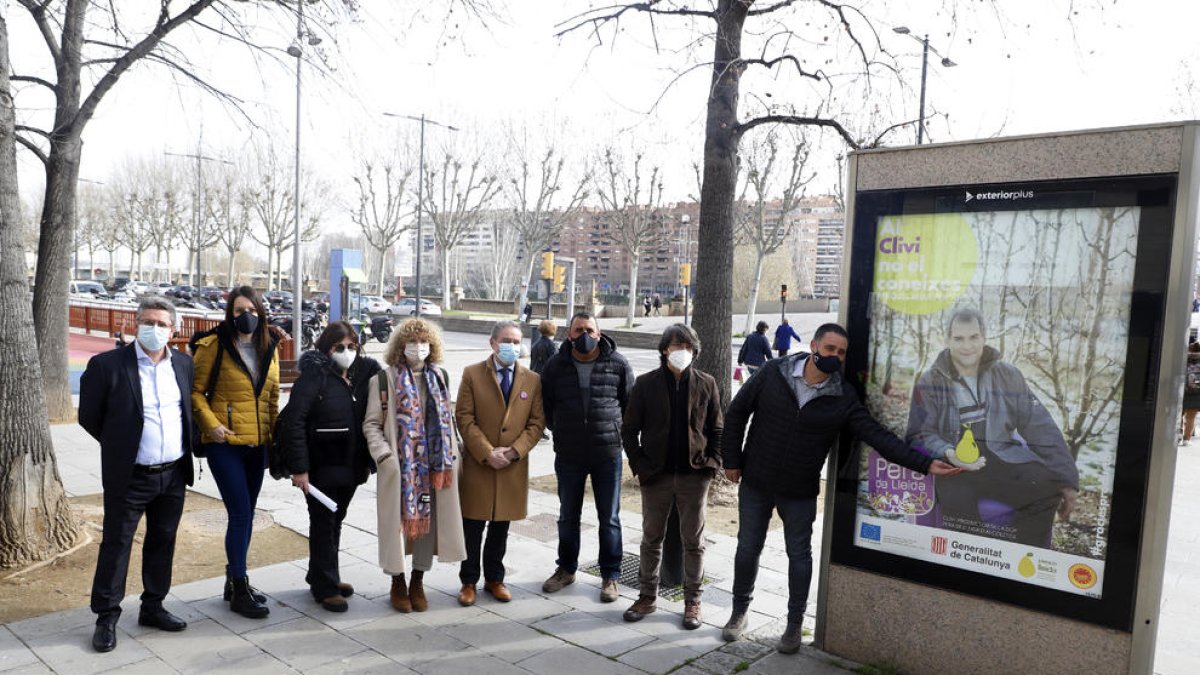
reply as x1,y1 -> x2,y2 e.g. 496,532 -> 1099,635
287,0 -> 321,347
165,149 -> 233,287
893,26 -> 957,145
382,112 -> 459,318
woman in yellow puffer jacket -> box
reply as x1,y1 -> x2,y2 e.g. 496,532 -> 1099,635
191,286 -> 279,619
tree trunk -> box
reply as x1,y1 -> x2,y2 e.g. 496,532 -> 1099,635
226,248 -> 236,287
0,15 -> 81,566
626,251 -> 641,328
265,246 -> 274,293
376,244 -> 387,297
441,247 -> 452,310
743,249 -> 766,335
692,1 -> 748,404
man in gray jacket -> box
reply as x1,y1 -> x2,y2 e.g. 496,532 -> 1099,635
906,307 -> 1079,548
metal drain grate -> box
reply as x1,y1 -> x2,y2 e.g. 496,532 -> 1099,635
509,512 -> 594,543
581,553 -> 717,602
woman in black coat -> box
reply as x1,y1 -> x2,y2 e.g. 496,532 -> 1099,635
282,320 -> 381,612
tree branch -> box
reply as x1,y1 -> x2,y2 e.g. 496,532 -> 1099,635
739,55 -> 822,81
16,0 -> 63,67
736,115 -> 860,149
10,74 -> 56,91
15,124 -> 51,140
15,134 -> 50,166
747,0 -> 800,16
554,1 -> 714,40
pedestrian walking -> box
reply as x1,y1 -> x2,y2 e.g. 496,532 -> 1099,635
530,320 -> 557,375
737,321 -> 773,379
773,317 -> 802,358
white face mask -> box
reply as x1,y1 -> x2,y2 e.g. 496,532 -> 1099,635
331,349 -> 356,370
667,349 -> 693,371
137,324 -> 171,352
404,342 -> 431,365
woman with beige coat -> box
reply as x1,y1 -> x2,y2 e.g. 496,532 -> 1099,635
363,318 -> 465,613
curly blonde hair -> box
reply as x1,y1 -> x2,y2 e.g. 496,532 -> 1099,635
382,317 -> 446,367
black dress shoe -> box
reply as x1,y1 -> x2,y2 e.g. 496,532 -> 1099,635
137,607 -> 187,632
92,622 -> 117,653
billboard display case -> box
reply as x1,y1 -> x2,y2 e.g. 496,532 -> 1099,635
827,174 -> 1178,631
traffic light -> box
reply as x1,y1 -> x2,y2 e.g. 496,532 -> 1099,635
553,265 -> 567,293
780,283 -> 789,301
540,251 -> 555,280
678,263 -> 692,287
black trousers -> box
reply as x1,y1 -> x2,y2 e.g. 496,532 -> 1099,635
460,518 -> 510,585
90,464 -> 186,621
305,484 -> 357,599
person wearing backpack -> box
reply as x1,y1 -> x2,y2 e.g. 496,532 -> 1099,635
363,318 -> 466,613
279,321 -> 381,612
1182,341 -> 1200,442
191,286 -> 279,619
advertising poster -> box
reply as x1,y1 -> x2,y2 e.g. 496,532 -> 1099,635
852,205 -> 1139,599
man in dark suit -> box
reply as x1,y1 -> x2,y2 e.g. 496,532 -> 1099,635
79,296 -> 195,653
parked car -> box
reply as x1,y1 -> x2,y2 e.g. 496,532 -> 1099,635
388,297 -> 442,316
70,280 -> 110,300
168,284 -> 197,300
198,286 -> 227,301
357,295 -> 390,314
126,281 -> 151,295
150,282 -> 174,296
309,291 -> 330,312
107,277 -> 131,293
264,290 -> 293,307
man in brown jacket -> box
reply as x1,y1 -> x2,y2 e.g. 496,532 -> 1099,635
621,324 -> 723,629
454,321 -> 546,605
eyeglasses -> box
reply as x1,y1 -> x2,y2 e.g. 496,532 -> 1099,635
333,344 -> 359,353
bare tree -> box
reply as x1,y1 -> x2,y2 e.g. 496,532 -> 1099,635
421,150 -> 501,309
593,147 -> 666,328
209,164 -> 255,287
482,212 -> 525,299
504,141 -> 588,307
246,147 -> 323,292
0,14 -> 79,568
736,129 -> 812,334
350,158 -> 414,295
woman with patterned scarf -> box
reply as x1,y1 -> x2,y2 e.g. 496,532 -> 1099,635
363,318 -> 466,612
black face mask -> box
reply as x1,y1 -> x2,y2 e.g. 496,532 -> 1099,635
814,353 -> 842,374
234,312 -> 258,336
572,332 -> 598,354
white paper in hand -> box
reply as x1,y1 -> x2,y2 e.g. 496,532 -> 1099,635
305,484 -> 338,512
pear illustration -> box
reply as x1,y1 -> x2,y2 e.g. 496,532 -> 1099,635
1018,553 -> 1036,578
955,423 -> 980,464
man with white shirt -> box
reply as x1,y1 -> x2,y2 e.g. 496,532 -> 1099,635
79,296 -> 195,653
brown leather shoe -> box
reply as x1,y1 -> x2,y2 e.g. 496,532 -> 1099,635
458,584 -> 477,607
320,595 -> 348,613
336,582 -> 354,598
682,600 -> 702,630
484,581 -> 512,602
409,571 -> 427,612
623,595 -> 657,622
390,575 -> 412,613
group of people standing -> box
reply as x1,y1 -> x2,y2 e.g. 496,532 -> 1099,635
81,289 -> 962,657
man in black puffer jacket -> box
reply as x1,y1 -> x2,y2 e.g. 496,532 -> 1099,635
720,323 -> 962,654
539,312 -> 635,603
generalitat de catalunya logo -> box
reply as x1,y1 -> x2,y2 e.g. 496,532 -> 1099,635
931,536 -> 948,555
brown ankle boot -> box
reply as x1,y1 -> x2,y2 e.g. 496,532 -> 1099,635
409,570 -> 427,612
390,575 -> 412,613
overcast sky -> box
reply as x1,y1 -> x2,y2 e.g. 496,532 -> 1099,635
9,0 -> 1200,216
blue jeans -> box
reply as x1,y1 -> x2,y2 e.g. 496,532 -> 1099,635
732,481 -> 817,624
555,454 -> 623,580
205,443 -> 266,577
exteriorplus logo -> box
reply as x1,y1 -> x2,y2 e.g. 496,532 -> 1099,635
931,536 -> 948,555
965,188 -> 1034,202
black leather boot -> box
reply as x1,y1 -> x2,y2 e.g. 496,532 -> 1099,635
230,576 -> 270,618
224,565 -> 266,603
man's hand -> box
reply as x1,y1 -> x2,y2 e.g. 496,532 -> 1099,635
291,472 -> 310,493
944,448 -> 986,472
211,425 -> 234,443
1058,487 -> 1079,521
725,468 -> 741,483
925,460 -> 965,476
485,448 -> 512,470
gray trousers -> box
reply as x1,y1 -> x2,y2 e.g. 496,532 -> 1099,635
638,471 -> 712,601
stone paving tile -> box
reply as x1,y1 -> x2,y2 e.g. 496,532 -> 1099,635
242,616 -> 369,671
477,587 -> 572,625
398,590 -> 485,629
336,525 -> 380,550
199,650 -> 299,674
343,613 -> 469,669
0,665 -> 52,675
121,599 -> 207,639
95,657 -> 179,674
342,543 -> 381,567
333,561 -> 394,603
515,643 -> 644,675
168,574 -> 226,603
691,649 -> 752,674
304,649 -> 415,674
441,612 -> 559,664
187,594 -> 303,634
7,606 -> 96,642
415,649 -> 532,675
0,626 -> 40,673
295,589 -> 397,631
745,649 -> 853,675
718,640 -> 773,660
531,609 -> 655,657
616,637 -> 705,674
136,617 -> 262,673
24,624 -> 151,674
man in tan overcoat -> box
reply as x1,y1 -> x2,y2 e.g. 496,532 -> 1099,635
454,321 -> 546,605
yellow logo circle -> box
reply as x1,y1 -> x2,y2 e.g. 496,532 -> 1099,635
873,214 -> 977,315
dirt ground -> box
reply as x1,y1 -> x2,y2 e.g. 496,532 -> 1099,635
528,465 -> 826,537
0,491 -> 309,625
